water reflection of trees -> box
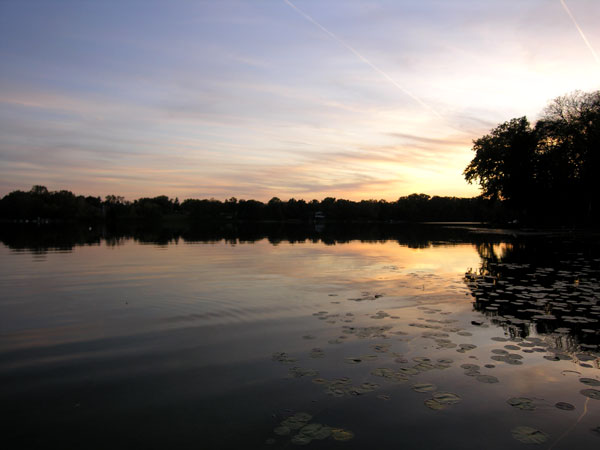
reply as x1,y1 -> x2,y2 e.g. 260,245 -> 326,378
466,237 -> 600,353
0,222 -> 503,253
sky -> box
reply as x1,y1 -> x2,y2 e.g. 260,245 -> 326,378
0,0 -> 599,201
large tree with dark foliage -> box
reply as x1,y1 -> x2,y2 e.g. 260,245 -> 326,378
464,90 -> 600,224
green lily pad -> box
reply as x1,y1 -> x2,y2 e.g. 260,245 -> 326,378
580,378 -> 600,387
511,426 -> 549,444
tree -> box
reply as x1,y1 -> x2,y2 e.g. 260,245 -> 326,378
464,90 -> 600,223
535,90 -> 600,219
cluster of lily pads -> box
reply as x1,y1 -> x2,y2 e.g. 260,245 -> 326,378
268,253 -> 600,447
464,255 -> 600,357
269,412 -> 354,446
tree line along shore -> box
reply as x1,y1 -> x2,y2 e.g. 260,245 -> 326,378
0,187 -> 498,224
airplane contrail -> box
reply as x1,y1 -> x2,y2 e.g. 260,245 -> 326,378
559,0 -> 600,66
283,0 -> 443,119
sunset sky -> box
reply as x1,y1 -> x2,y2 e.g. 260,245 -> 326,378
1,0 -> 599,201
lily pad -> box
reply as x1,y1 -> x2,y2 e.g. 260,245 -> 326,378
507,397 -> 536,411
331,428 -> 354,441
288,367 -> 318,378
433,391 -> 462,405
272,352 -> 297,363
412,382 -> 437,393
290,434 -> 312,445
281,412 -> 312,430
457,343 -> 477,353
580,378 -> 600,387
581,389 -> 600,400
273,426 -> 291,436
555,402 -> 575,411
297,423 -> 331,441
476,375 -> 499,384
461,364 -> 480,370
511,426 -> 549,444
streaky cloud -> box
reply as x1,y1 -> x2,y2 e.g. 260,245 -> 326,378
559,0 -> 600,66
283,0 -> 443,119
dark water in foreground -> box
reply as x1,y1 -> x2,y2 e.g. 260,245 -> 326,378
1,225 -> 599,449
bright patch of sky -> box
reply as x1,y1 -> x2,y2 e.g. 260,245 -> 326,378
0,0 -> 598,200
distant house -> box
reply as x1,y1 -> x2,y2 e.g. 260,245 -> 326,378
314,211 -> 325,221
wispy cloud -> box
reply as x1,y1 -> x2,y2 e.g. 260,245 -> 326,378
559,0 -> 600,66
283,0 -> 442,119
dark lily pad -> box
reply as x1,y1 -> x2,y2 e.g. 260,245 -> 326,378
424,392 -> 462,410
476,374 -> 499,384
461,364 -> 480,370
492,349 -> 509,355
580,378 -> 600,387
274,426 -> 291,436
511,426 -> 549,444
555,402 -> 575,411
411,382 -> 437,393
507,397 -> 536,411
331,428 -> 354,441
272,352 -> 297,363
433,392 -> 462,405
581,389 -> 600,400
281,412 -> 312,430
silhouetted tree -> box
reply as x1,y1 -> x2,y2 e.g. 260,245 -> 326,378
464,90 -> 599,224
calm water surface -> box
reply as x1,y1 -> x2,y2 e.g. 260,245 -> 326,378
1,226 -> 599,449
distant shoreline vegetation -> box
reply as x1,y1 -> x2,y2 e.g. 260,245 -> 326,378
0,186 -> 499,224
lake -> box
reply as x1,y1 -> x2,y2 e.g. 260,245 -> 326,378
1,224 -> 599,449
